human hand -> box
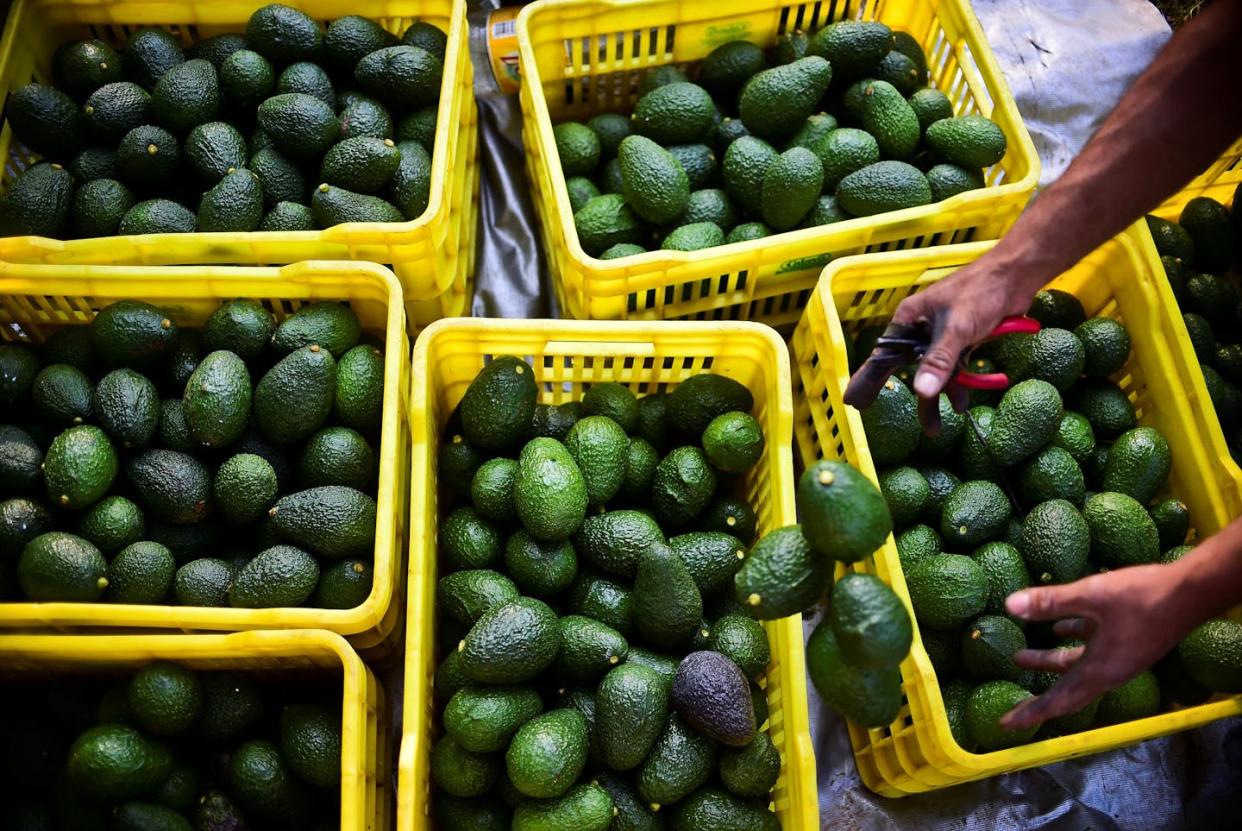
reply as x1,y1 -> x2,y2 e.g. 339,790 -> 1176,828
997,563 -> 1201,730
842,255 -> 1040,424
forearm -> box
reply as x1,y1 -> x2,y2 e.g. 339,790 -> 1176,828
1167,515 -> 1242,627
987,0 -> 1242,296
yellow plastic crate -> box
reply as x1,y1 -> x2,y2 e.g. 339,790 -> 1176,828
0,260 -> 411,656
397,318 -> 818,830
515,0 -> 1039,328
0,629 -> 389,830
789,229 -> 1242,796
1145,138 -> 1242,491
0,0 -> 479,331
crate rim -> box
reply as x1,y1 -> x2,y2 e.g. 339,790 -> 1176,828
514,0 -> 1042,270
0,259 -> 409,644
0,626 -> 362,668
416,313 -> 797,355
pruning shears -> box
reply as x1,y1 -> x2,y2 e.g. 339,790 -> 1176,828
865,315 -> 1042,392
849,313 -> 1043,516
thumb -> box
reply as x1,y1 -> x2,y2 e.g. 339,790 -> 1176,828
913,324 -> 969,399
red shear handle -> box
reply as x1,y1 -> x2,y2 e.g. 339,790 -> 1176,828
949,317 -> 1038,391
954,371 -> 1010,390
990,316 -> 1041,337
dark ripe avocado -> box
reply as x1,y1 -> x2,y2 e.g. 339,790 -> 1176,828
123,27 -> 185,92
151,58 -> 221,133
194,788 -> 247,831
670,785 -> 780,831
269,484 -> 376,559
354,45 -> 442,108
671,650 -> 756,747
633,540 -> 703,648
0,345 -> 40,407
7,84 -> 83,161
1,426 -> 45,494
324,15 -> 397,74
460,355 -> 538,452
402,21 -> 448,61
0,162 -> 75,238
511,782 -> 614,831
635,712 -> 716,808
54,38 -> 123,97
126,449 -> 212,524
595,770 -> 660,831
90,299 -> 178,368
257,93 -> 339,161
666,372 -> 755,436
460,597 -> 560,684
245,4 -> 323,65
0,497 -> 54,559
733,524 -> 832,620
190,33 -> 247,67
83,82 -> 152,144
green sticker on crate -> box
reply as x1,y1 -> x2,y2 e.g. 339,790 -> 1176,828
776,253 -> 832,275
703,21 -> 752,47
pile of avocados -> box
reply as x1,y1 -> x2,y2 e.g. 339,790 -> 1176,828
1146,186 -> 1242,461
0,297 -> 384,610
791,460 -> 916,734
0,4 -> 444,238
4,661 -> 343,830
554,20 -> 1008,258
430,360 -> 789,830
844,290 -> 1242,752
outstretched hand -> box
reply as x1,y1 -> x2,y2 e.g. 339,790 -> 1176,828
842,255 -> 1039,423
997,563 -> 1200,730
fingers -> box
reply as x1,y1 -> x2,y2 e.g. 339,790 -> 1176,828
843,357 -> 897,409
1013,645 -> 1086,672
1005,583 -> 1093,623
1052,618 -> 1094,640
912,315 -> 971,400
946,382 -> 969,414
999,660 -> 1105,731
891,290 -> 933,327
917,392 -> 942,436
845,319 -> 928,408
